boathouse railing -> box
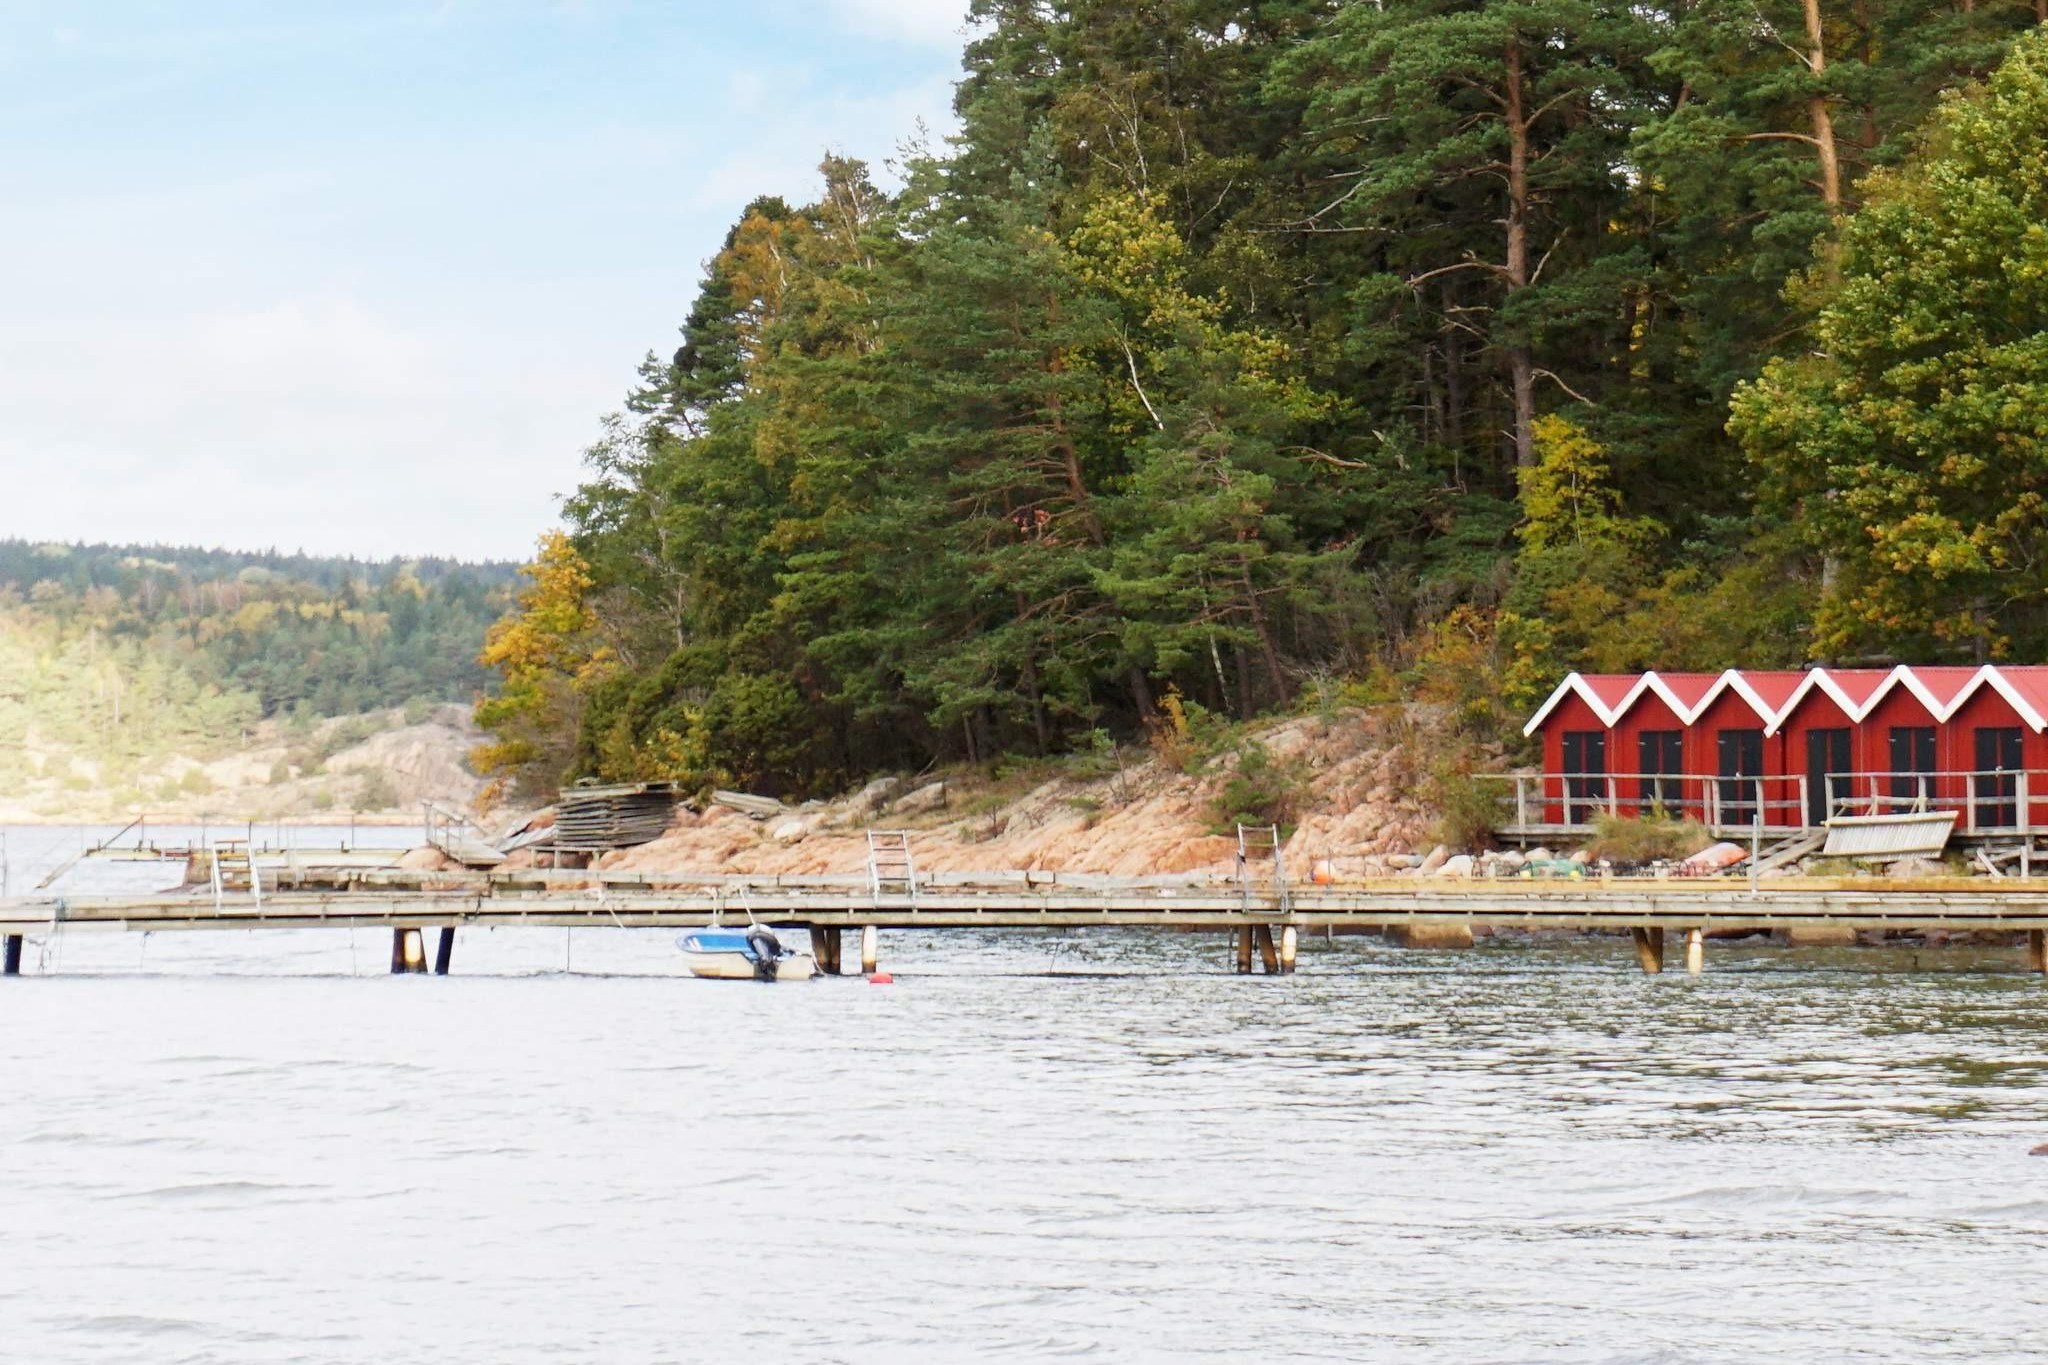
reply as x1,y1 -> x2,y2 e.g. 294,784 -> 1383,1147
1493,769 -> 2044,837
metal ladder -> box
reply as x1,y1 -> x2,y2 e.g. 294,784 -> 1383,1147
867,830 -> 917,899
1236,824 -> 1290,914
207,839 -> 262,909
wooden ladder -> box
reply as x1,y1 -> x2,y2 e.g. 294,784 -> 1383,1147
1236,823 -> 1290,914
867,830 -> 917,898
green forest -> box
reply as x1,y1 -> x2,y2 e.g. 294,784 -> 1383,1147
476,4 -> 2048,802
0,541 -> 514,777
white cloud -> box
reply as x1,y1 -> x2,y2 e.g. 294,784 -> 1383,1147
0,299 -> 608,561
818,0 -> 968,49
0,6 -> 969,563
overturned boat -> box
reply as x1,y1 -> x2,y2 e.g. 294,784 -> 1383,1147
675,926 -> 818,982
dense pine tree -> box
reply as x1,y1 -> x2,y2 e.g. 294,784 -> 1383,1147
482,5 -> 2048,799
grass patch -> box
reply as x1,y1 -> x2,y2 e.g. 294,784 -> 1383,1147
1582,811 -> 1715,862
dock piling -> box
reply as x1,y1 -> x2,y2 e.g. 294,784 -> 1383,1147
1631,926 -> 1665,975
390,927 -> 427,974
812,926 -> 842,975
1685,927 -> 1705,976
859,924 -> 878,976
1254,924 -> 1279,975
3,934 -> 20,976
1235,927 -> 1253,974
433,927 -> 455,976
2028,928 -> 2045,976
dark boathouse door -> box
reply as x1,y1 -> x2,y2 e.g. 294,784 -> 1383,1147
1562,730 -> 1607,824
1807,727 -> 1851,826
1889,726 -> 1936,808
1638,730 -> 1683,815
1717,728 -> 1763,827
1975,726 -> 2023,828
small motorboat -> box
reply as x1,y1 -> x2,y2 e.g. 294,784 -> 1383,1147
676,926 -> 817,981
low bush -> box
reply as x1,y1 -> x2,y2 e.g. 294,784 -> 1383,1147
1151,689 -> 1234,774
1425,763 -> 1504,851
357,770 -> 400,810
1583,811 -> 1714,863
1209,741 -> 1306,834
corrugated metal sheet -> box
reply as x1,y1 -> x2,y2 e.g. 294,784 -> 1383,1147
1821,811 -> 1957,858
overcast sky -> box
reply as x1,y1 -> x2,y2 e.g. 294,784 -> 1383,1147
0,0 -> 966,561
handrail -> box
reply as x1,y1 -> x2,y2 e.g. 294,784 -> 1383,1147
1482,767 -> 2048,832
90,815 -> 145,854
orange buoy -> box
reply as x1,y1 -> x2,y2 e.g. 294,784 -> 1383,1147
869,973 -> 894,985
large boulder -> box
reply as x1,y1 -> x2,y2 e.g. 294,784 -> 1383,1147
1436,853 -> 1475,878
891,780 -> 949,816
1417,844 -> 1450,874
821,775 -> 903,828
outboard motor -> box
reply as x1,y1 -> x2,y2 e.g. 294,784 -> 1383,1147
745,927 -> 784,982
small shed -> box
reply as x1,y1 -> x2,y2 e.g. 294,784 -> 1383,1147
1608,672 -> 1718,818
1682,670 -> 1804,827
1943,666 -> 2048,830
1522,673 -> 1645,823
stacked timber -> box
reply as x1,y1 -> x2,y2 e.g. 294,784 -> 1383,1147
554,782 -> 684,852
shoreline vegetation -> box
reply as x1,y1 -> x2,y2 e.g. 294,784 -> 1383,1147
0,540 -> 510,822
468,15 -> 2048,825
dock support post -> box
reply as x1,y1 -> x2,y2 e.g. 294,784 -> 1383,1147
390,927 -> 427,974
433,927 -> 455,976
2027,929 -> 2045,976
812,927 -> 842,975
1235,927 -> 1253,974
1280,925 -> 1298,974
1254,924 -> 1279,975
859,924 -> 878,976
3,934 -> 20,976
1631,927 -> 1665,975
1685,927 -> 1705,976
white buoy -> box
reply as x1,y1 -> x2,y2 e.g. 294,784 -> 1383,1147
1685,927 -> 1705,976
1280,925 -> 1298,973
860,924 -> 879,975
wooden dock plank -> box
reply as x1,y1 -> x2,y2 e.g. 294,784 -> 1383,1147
10,881 -> 2048,934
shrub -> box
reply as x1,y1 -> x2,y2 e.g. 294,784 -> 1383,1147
1063,728 -> 1116,778
1151,689 -> 1234,774
1425,763 -> 1504,851
955,791 -> 1009,843
1209,742 -> 1306,834
179,768 -> 216,796
1583,811 -> 1714,863
357,770 -> 400,810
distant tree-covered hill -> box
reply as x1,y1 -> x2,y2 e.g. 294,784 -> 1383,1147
0,541 -> 517,786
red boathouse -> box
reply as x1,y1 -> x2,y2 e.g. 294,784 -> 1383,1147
1519,665 -> 2048,837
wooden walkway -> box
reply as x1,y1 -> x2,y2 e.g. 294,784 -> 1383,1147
5,869 -> 2047,977
14,870 -> 2048,933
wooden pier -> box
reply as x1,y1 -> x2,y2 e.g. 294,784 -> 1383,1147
3,866 -> 2047,979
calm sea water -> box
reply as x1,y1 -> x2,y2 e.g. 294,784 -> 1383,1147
2,827 -> 2046,1362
